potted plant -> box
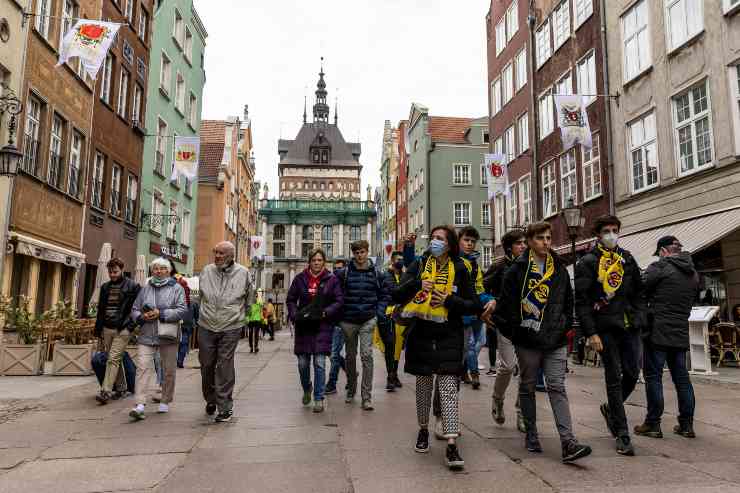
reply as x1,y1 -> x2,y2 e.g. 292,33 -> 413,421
0,295 -> 48,376
50,300 -> 94,376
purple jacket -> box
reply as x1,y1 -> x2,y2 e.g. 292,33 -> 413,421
287,270 -> 344,355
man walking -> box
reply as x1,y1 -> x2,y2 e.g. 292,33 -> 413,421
265,298 -> 276,341
635,236 -> 699,439
575,215 -> 645,456
198,241 -> 252,422
379,251 -> 405,391
337,240 -> 390,410
94,258 -> 140,403
326,258 -> 347,394
495,222 -> 592,463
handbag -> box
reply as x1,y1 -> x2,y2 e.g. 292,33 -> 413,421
295,277 -> 329,333
157,320 -> 180,341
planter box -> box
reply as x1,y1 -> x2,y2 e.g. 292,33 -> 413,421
0,343 -> 44,375
51,343 -> 94,376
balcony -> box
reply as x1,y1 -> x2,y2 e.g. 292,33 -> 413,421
260,199 -> 376,214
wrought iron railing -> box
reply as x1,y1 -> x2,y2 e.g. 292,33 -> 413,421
47,152 -> 63,189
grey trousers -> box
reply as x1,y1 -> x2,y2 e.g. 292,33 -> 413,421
493,331 -> 518,402
516,345 -> 575,445
340,318 -> 376,401
198,327 -> 241,412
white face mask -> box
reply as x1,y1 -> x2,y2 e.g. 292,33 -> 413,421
601,232 -> 619,249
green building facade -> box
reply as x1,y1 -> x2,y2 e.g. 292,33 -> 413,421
137,0 -> 207,275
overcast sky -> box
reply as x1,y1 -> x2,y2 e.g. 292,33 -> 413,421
196,0 -> 489,197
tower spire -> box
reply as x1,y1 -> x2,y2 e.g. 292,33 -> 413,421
334,95 -> 338,125
313,56 -> 329,124
303,95 -> 307,124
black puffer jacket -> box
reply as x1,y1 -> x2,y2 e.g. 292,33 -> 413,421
94,278 -> 141,336
337,261 -> 390,323
493,249 -> 573,351
483,256 -> 515,300
392,254 -> 479,376
574,244 -> 646,337
643,252 -> 699,349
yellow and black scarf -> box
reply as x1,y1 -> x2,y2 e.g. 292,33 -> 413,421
597,244 -> 624,300
400,256 -> 455,323
520,250 -> 555,332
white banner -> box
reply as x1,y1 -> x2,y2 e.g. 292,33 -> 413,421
57,20 -> 122,80
171,136 -> 200,181
250,236 -> 266,258
555,94 -> 592,151
485,153 -> 508,200
383,240 -> 394,264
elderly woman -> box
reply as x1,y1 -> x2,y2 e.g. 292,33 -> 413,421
129,257 -> 187,421
286,248 -> 344,413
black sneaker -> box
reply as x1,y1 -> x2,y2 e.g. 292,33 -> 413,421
526,431 -> 543,453
562,440 -> 592,463
415,428 -> 430,453
205,403 -> 217,416
386,377 -> 395,392
324,385 -> 337,395
634,422 -> 663,438
616,435 -> 635,456
600,402 -> 617,438
673,423 -> 696,438
445,444 -> 465,470
95,390 -> 111,405
392,375 -> 403,388
215,409 -> 233,422
486,368 -> 496,376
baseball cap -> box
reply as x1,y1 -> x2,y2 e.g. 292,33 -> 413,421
654,235 -> 682,256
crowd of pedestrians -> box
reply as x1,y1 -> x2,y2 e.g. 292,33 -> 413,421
91,214 -> 702,472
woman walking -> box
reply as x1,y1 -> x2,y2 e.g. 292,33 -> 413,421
286,248 -> 344,413
129,258 -> 187,421
393,225 -> 479,470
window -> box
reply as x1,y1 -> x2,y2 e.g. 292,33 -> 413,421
541,161 -> 557,217
110,164 -> 122,216
301,243 -> 313,258
138,8 -> 148,42
454,202 -> 471,226
152,189 -> 164,234
181,210 -> 191,246
173,9 -> 184,47
453,163 -> 471,185
125,174 -> 138,222
575,0 -> 593,28
503,63 -> 514,105
583,134 -> 601,200
666,0 -> 702,52
494,136 -> 502,155
167,201 -> 178,239
520,175 -> 532,224
496,18 -> 506,56
506,1 -> 519,41
628,111 -> 659,192
100,54 -> 113,104
536,19 -> 551,68
274,224 -> 285,240
556,71 -> 572,96
673,81 -> 713,175
515,48 -> 527,91
156,119 -> 167,175
518,113 -> 529,154
125,0 -> 134,24
184,176 -> 192,196
480,163 -> 488,185
553,0 -> 571,50
92,152 -> 105,209
538,90 -> 554,138
482,246 -> 493,269
35,0 -> 51,40
48,115 -> 64,189
349,225 -> 361,252
622,0 -> 651,82
184,28 -> 193,61
170,131 -> 180,185
491,78 -> 501,115
577,50 -> 597,104
117,69 -> 129,118
274,243 -> 285,258
175,72 -> 185,113
504,125 -> 515,162
303,225 -> 314,241
508,183 -> 519,226
23,97 -> 42,176
60,1 -> 79,49
321,226 -> 333,258
481,201 -> 491,226
560,149 -> 577,207
132,84 -> 143,125
160,52 -> 171,94
724,0 -> 740,15
495,195 -> 506,245
68,131 -> 83,197
729,65 -> 740,154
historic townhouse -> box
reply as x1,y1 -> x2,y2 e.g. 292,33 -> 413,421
395,119 -> 409,250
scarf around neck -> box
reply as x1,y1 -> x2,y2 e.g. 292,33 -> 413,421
400,256 -> 456,323
597,244 -> 625,300
306,268 -> 327,299
149,276 -> 170,288
520,250 -> 555,332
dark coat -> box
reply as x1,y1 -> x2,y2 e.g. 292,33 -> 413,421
94,277 -> 140,336
286,270 -> 344,355
493,249 -> 573,351
378,269 -> 402,330
574,244 -> 646,338
643,252 -> 699,349
392,254 -> 480,376
483,256 -> 515,300
336,261 -> 390,323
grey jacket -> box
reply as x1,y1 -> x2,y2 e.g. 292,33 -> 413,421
199,262 -> 252,333
131,278 -> 187,346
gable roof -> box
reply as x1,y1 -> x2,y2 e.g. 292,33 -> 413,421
278,122 -> 361,168
428,116 -> 474,144
199,120 -> 226,181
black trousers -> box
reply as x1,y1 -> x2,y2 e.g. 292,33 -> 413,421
600,330 -> 642,437
248,322 -> 261,350
377,321 -> 396,375
486,326 -> 497,367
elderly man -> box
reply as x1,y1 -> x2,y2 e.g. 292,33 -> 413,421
198,241 -> 252,422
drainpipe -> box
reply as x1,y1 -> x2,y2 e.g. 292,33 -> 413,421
528,1 -> 540,220
600,0 -> 617,215
425,140 -> 434,239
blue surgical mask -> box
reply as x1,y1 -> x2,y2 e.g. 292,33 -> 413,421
429,239 -> 448,258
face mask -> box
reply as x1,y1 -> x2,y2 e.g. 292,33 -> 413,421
601,232 -> 619,249
429,239 -> 448,258
393,261 -> 404,271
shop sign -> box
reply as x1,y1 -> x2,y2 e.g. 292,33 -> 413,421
15,241 -> 82,268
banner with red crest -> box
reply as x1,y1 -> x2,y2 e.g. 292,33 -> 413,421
57,20 -> 122,80
554,94 -> 593,151
484,153 -> 508,200
383,240 -> 394,264
250,236 -> 266,259
172,136 -> 200,181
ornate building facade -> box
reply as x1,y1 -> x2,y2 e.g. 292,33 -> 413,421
258,64 -> 376,304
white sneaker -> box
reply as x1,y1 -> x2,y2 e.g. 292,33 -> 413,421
157,403 -> 169,413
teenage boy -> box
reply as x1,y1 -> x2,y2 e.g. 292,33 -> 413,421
575,215 -> 645,456
379,251 -> 406,391
495,222 -> 592,463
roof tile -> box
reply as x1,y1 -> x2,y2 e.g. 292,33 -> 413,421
428,116 -> 473,144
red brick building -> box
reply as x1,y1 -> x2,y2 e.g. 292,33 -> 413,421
395,119 -> 409,249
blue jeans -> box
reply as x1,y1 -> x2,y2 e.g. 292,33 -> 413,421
644,342 -> 695,426
177,327 -> 192,367
466,320 -> 486,373
327,327 -> 345,389
298,354 -> 326,401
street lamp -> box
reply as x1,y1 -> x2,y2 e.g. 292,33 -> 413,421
561,197 -> 584,264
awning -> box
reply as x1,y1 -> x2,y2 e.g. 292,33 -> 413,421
619,206 -> 740,269
10,232 -> 85,268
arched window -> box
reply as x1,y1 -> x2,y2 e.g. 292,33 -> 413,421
320,182 -> 325,190
303,181 -> 309,189
329,181 -> 334,189
321,225 -> 333,241
273,225 -> 285,240
321,225 -> 333,258
302,225 -> 313,241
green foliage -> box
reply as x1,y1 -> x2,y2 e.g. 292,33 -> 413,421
3,295 -> 51,345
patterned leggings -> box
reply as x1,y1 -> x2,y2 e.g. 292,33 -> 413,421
416,375 -> 460,438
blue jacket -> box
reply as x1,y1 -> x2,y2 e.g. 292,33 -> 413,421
336,260 -> 391,323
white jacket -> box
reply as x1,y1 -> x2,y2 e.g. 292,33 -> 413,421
198,262 -> 252,333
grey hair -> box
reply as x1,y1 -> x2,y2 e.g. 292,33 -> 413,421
215,241 -> 236,256
150,257 -> 171,270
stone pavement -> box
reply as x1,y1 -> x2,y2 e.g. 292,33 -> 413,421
1,332 -> 740,493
